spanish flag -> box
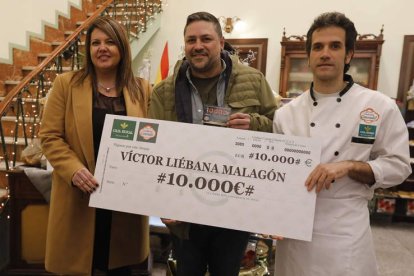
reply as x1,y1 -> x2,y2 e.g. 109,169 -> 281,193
154,42 -> 169,85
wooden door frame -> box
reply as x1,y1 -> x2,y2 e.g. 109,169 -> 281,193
397,35 -> 414,104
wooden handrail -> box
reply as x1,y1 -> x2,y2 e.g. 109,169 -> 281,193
0,0 -> 163,170
0,0 -> 114,116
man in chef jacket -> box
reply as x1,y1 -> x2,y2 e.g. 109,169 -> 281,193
273,12 -> 411,276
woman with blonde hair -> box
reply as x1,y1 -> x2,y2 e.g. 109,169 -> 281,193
40,16 -> 150,275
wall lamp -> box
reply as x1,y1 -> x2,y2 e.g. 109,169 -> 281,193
218,16 -> 241,34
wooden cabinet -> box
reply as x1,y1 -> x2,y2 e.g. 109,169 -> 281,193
397,35 -> 414,106
370,127 -> 414,223
393,35 -> 414,222
2,170 -> 52,275
370,35 -> 414,222
1,170 -> 151,275
279,28 -> 384,98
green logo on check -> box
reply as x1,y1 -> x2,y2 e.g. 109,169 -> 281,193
111,119 -> 136,140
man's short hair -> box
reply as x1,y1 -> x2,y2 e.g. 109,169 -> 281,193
306,12 -> 357,56
184,11 -> 223,38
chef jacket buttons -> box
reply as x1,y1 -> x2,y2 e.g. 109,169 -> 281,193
337,98 -> 342,103
334,151 -> 339,156
310,122 -> 315,127
335,123 -> 341,128
313,102 -> 318,106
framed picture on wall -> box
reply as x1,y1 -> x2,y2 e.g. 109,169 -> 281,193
225,38 -> 268,76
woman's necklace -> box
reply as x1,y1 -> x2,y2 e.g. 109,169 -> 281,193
98,83 -> 116,93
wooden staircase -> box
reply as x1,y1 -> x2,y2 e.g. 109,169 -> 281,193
0,0 -> 98,96
0,0 -> 163,171
0,0 -> 101,173
0,1 -> 163,274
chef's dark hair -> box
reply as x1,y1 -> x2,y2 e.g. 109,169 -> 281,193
305,12 -> 357,73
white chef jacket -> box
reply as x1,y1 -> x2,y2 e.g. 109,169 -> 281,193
273,83 -> 411,276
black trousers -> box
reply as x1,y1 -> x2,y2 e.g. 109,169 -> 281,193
172,224 -> 250,276
92,209 -> 132,276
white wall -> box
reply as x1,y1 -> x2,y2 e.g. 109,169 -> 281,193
0,0 -> 81,63
141,0 -> 413,98
1,0 -> 411,98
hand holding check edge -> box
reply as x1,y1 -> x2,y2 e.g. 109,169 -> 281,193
227,112 -> 251,130
72,167 -> 99,194
305,160 -> 375,193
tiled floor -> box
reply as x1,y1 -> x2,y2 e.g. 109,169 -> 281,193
372,221 -> 414,276
152,264 -> 168,276
152,221 -> 414,276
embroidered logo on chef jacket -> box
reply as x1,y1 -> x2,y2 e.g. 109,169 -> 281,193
360,107 -> 379,123
351,108 -> 379,144
358,124 -> 377,138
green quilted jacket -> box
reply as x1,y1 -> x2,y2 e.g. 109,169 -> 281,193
149,54 -> 276,131
148,53 -> 277,238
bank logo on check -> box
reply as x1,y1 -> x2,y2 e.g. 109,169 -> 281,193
111,119 -> 136,140
137,122 -> 158,143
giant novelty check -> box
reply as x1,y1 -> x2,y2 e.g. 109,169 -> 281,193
90,115 -> 321,241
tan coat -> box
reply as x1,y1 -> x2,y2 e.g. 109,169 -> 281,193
39,72 -> 150,275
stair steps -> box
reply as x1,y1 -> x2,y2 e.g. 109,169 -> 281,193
0,0 -> 163,171
0,0 -> 102,171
